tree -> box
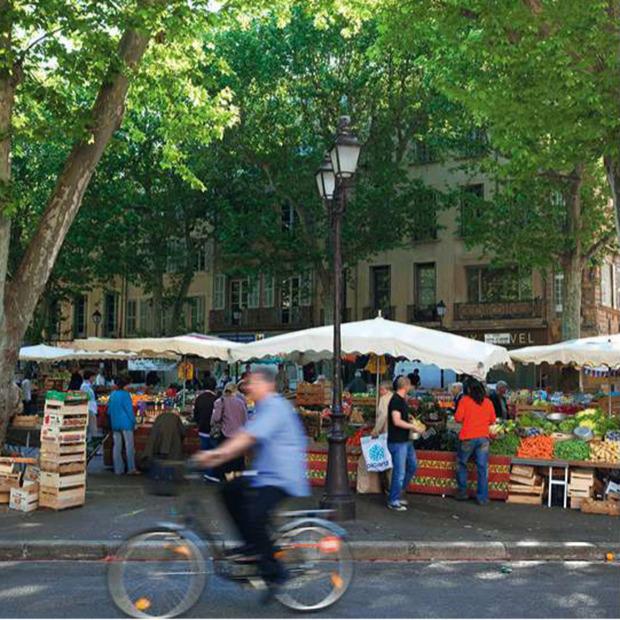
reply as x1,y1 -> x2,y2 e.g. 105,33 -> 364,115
0,0 -> 304,445
198,8 -> 454,313
379,0 -> 619,338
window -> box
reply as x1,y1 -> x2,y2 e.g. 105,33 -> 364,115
371,266 -> 391,312
282,202 -> 294,231
139,299 -> 152,335
73,295 -> 87,338
554,272 -> 564,314
230,278 -> 248,323
300,271 -> 313,307
248,276 -> 260,309
103,293 -> 118,336
194,242 -> 208,272
460,184 -> 484,237
49,300 -> 62,340
281,276 -> 302,324
412,141 -> 437,165
166,239 -> 184,273
126,300 -> 137,335
415,263 -> 436,309
186,296 -> 205,331
460,128 -> 488,158
412,192 -> 438,242
466,266 -> 533,303
601,263 -> 614,308
213,274 -> 226,310
262,276 -> 275,307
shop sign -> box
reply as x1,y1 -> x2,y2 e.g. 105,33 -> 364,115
484,333 -> 511,346
459,328 -> 548,348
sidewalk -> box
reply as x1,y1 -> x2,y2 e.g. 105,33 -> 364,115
1,459 -> 618,562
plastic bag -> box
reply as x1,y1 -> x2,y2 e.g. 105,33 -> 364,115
360,433 -> 392,472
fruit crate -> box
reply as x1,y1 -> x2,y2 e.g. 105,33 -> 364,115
10,415 -> 42,429
40,459 -> 85,474
39,485 -> 86,510
40,440 -> 86,459
40,428 -> 87,444
9,484 -> 39,513
39,471 -> 86,490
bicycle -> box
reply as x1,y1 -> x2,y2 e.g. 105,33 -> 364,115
107,461 -> 354,618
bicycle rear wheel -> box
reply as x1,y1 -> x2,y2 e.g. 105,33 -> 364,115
108,529 -> 207,619
274,525 -> 353,612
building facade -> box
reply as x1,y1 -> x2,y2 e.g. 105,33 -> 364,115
54,159 -> 620,368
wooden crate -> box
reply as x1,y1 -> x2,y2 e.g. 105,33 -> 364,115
39,485 -> 85,510
11,415 -> 42,428
43,411 -> 88,431
9,484 -> 39,513
39,472 -> 85,490
40,428 -> 87,443
45,398 -> 89,413
0,473 -> 22,492
40,459 -> 85,474
506,493 -> 543,505
0,491 -> 9,504
40,439 -> 86,457
580,498 -> 620,516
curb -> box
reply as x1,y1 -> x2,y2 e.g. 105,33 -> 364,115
1,540 -> 619,562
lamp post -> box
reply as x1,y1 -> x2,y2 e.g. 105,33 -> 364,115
436,300 -> 447,387
91,309 -> 102,338
315,116 -> 362,521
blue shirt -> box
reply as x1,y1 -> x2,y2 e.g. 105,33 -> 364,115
107,389 -> 135,431
245,393 -> 310,497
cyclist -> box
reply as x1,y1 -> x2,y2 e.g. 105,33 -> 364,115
195,366 -> 310,595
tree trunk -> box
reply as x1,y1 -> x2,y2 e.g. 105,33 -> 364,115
604,155 -> 620,244
0,8 -> 159,445
151,277 -> 164,337
561,253 -> 583,340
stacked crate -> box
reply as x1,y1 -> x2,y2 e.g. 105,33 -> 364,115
0,461 -> 21,505
568,469 -> 602,510
506,464 -> 545,505
39,391 -> 88,510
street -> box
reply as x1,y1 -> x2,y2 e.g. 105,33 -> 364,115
0,560 -> 618,618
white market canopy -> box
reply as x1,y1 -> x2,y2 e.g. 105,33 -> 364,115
71,333 -> 235,361
19,344 -> 138,363
231,316 -> 513,379
511,334 -> 620,369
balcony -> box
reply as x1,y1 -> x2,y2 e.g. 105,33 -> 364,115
362,306 -> 396,320
209,306 -> 315,333
454,299 -> 544,322
407,305 -> 439,323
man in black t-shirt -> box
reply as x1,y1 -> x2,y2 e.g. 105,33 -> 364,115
387,376 -> 419,511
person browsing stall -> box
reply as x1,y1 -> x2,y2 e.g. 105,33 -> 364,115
454,378 -> 496,505
386,376 -> 419,511
107,377 -> 140,476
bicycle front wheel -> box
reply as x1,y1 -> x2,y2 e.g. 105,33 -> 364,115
107,528 -> 207,619
274,525 -> 354,612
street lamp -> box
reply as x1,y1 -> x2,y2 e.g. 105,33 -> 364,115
315,116 -> 362,521
91,309 -> 102,337
436,300 -> 447,388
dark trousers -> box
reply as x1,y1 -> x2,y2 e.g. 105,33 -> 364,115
217,436 -> 245,480
220,477 -> 288,582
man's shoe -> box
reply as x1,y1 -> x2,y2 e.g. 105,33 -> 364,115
455,492 -> 468,501
476,498 -> 490,506
399,498 -> 409,506
387,503 -> 407,512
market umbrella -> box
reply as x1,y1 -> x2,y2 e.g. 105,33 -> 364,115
230,316 -> 512,379
19,344 -> 139,362
70,333 -> 236,361
511,334 -> 620,369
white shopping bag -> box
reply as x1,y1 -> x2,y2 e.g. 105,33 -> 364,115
360,433 -> 392,472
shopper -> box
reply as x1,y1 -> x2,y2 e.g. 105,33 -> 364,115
489,380 -> 509,420
107,377 -> 140,476
450,382 -> 464,409
203,370 -> 217,391
194,384 -> 219,482
346,370 -> 368,394
211,382 -> 248,478
387,376 -> 419,511
94,366 -> 106,387
68,367 -> 83,391
20,372 -> 33,415
80,371 -> 98,439
408,369 -> 421,390
454,379 -> 496,505
372,380 -> 394,437
276,363 -> 289,394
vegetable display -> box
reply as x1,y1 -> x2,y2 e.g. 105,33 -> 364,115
489,433 -> 521,456
589,441 -> 620,463
553,440 -> 590,461
517,435 -> 554,460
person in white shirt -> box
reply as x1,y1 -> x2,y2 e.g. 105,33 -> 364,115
95,369 -> 106,387
20,374 -> 33,414
80,371 -> 99,439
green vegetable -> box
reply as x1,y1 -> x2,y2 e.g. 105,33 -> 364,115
490,433 -> 521,456
559,418 -> 579,433
553,440 -> 590,461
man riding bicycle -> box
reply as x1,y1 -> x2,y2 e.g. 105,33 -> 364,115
195,366 -> 310,593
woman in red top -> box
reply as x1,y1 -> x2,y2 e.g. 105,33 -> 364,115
454,378 -> 496,505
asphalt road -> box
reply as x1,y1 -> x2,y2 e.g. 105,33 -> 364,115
0,560 -> 618,618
